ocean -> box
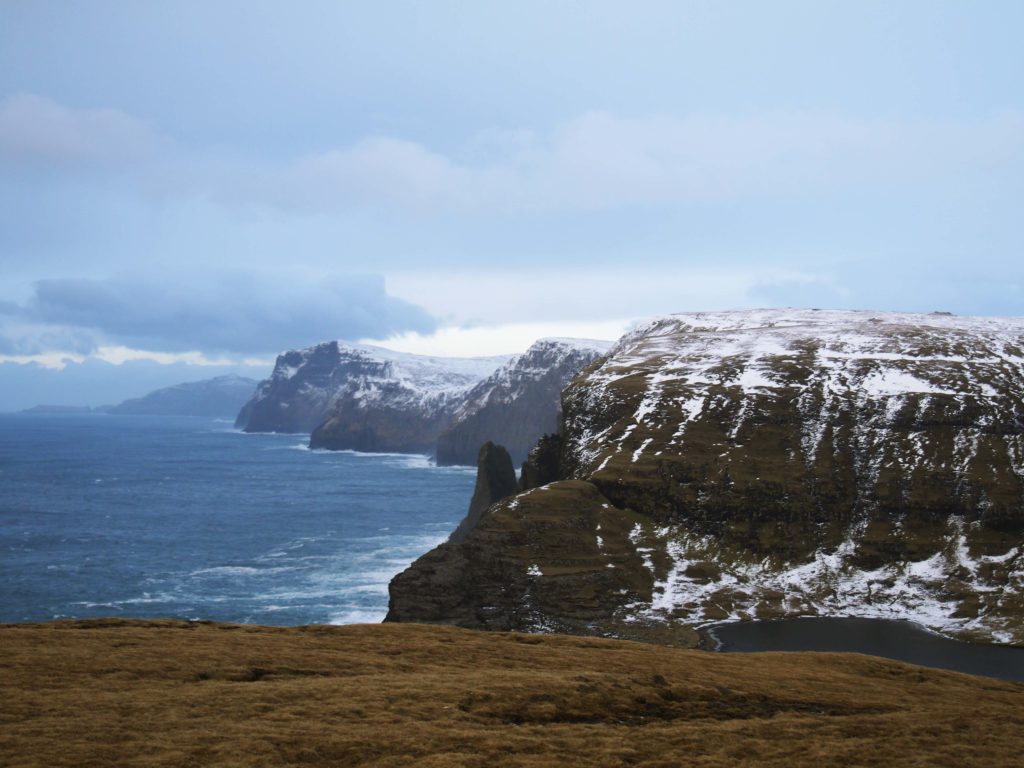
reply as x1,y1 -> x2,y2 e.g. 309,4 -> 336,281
0,413 -> 475,625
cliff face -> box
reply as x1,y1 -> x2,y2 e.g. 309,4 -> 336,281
388,310 -> 1024,644
436,339 -> 610,466
235,342 -> 508,442
236,343 -> 354,433
306,347 -> 510,453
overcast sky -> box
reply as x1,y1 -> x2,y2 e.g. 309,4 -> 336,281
1,1 -> 1022,407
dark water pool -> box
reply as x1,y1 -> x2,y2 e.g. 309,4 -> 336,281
705,617 -> 1024,682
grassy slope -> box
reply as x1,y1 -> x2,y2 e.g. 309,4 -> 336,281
2,620 -> 1023,767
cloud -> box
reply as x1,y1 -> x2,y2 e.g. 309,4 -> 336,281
748,265 -> 1024,317
4,273 -> 436,356
239,110 -> 1024,212
0,320 -> 99,357
0,93 -> 173,173
5,94 -> 1022,213
362,319 -> 632,358
385,267 -> 810,325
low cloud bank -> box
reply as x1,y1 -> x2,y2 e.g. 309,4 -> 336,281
0,272 -> 436,357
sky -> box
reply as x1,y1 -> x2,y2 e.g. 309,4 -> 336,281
1,1 -> 1022,408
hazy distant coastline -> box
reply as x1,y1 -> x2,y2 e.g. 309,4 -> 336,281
19,375 -> 258,418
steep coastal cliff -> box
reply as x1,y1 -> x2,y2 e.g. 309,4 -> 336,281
235,342 -> 507,441
388,310 -> 1024,644
436,338 -> 610,466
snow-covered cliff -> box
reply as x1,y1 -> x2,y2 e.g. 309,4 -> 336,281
235,341 -> 509,440
389,310 -> 1024,644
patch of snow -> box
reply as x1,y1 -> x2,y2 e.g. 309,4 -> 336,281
631,438 -> 654,463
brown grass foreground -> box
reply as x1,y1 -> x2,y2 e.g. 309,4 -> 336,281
1,620 -> 1022,767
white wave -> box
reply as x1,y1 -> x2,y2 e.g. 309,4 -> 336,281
104,593 -> 178,605
336,449 -> 424,459
188,565 -> 292,577
336,450 -> 475,474
72,602 -> 123,611
327,608 -> 386,625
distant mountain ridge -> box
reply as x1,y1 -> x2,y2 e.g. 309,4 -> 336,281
23,375 -> 259,417
105,375 -> 258,417
236,338 -> 611,459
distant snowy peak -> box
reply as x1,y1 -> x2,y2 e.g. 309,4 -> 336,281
237,341 -> 513,435
270,342 -> 508,387
455,337 -> 611,418
534,337 -> 614,354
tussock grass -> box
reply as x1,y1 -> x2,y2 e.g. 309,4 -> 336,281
1,619 -> 1022,766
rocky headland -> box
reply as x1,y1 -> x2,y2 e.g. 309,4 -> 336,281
388,309 -> 1024,645
236,338 -> 607,459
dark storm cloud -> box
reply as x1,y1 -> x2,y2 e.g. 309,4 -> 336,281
14,273 -> 436,355
0,324 -> 98,356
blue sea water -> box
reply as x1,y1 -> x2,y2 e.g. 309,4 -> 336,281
0,413 -> 475,625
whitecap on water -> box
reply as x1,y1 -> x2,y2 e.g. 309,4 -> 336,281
327,607 -> 386,625
188,565 -> 294,577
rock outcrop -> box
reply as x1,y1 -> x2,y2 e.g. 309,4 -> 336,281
388,310 -> 1024,644
449,442 -> 519,544
436,339 -> 610,466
